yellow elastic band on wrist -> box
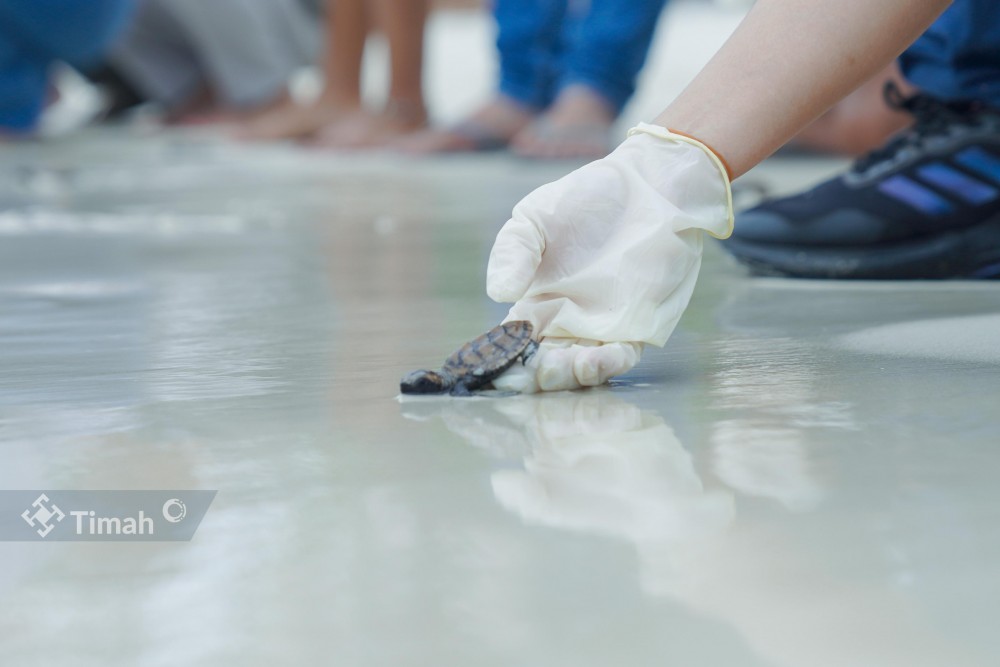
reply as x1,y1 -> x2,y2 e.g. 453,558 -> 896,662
626,122 -> 735,240
665,128 -> 734,181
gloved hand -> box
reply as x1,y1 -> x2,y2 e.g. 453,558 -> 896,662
489,122 -> 734,393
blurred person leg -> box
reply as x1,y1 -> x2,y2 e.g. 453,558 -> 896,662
169,0 -> 319,123
729,0 -> 1000,279
311,0 -> 430,148
377,0 -> 429,129
0,35 -> 50,134
106,0 -> 205,119
241,0 -> 371,140
0,0 -> 134,134
512,0 -> 668,159
110,0 -> 320,124
398,0 -> 567,153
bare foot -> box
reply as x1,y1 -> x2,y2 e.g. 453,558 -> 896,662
309,99 -> 428,149
237,100 -> 346,141
235,94 -> 361,141
172,90 -> 306,130
394,96 -> 536,154
511,85 -> 615,159
162,85 -> 217,125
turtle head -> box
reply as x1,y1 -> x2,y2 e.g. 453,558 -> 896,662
400,369 -> 454,394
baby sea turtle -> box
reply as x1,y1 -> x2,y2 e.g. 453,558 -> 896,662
401,320 -> 538,396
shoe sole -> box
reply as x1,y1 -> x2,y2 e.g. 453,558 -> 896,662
724,214 -> 1000,279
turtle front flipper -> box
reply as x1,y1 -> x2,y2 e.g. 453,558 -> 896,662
521,339 -> 539,364
400,369 -> 454,394
449,382 -> 474,397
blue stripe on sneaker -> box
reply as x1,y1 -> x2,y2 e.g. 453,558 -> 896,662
917,162 -> 998,205
972,261 -> 1000,278
954,147 -> 1000,184
878,175 -> 954,215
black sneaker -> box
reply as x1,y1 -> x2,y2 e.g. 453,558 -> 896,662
725,84 -> 1000,279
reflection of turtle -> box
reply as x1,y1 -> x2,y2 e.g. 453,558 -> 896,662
401,321 -> 538,396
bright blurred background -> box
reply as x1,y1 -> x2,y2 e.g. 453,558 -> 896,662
13,0 -> 748,145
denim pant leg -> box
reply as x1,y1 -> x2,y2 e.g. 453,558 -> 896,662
0,0 -> 134,130
0,37 -> 48,131
0,0 -> 134,65
494,0 -> 568,109
899,0 -> 1000,105
558,0 -> 668,114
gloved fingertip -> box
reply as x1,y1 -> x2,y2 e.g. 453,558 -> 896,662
537,365 -> 570,392
485,272 -> 530,303
573,350 -> 603,387
537,348 -> 580,392
486,217 -> 544,303
486,247 -> 538,302
573,343 -> 641,387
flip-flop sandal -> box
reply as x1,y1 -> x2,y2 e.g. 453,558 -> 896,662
512,118 -> 612,159
437,118 -> 513,152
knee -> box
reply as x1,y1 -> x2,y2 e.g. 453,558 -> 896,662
0,43 -> 49,131
53,0 -> 135,64
0,0 -> 135,65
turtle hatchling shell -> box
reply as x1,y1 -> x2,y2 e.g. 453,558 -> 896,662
442,320 -> 534,388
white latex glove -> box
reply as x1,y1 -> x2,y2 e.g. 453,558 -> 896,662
489,123 -> 734,393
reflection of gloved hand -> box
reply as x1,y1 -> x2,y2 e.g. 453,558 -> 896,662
488,394 -> 734,547
399,391 -> 735,596
485,392 -> 735,596
489,123 -> 733,392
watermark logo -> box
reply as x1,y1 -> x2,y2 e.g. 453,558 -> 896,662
162,498 -> 186,523
1,491 -> 215,542
21,493 -> 66,538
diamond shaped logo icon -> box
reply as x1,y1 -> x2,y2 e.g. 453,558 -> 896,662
21,493 -> 66,538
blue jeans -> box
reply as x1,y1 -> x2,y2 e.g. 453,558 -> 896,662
900,0 -> 1000,105
0,0 -> 134,131
494,0 -> 668,114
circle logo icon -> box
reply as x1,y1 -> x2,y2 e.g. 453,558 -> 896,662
162,499 -> 187,523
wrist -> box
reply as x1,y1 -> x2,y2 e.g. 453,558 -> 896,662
628,122 -> 733,182
653,106 -> 776,180
623,123 -> 734,239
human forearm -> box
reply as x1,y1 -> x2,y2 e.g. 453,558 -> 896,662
654,0 -> 952,178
